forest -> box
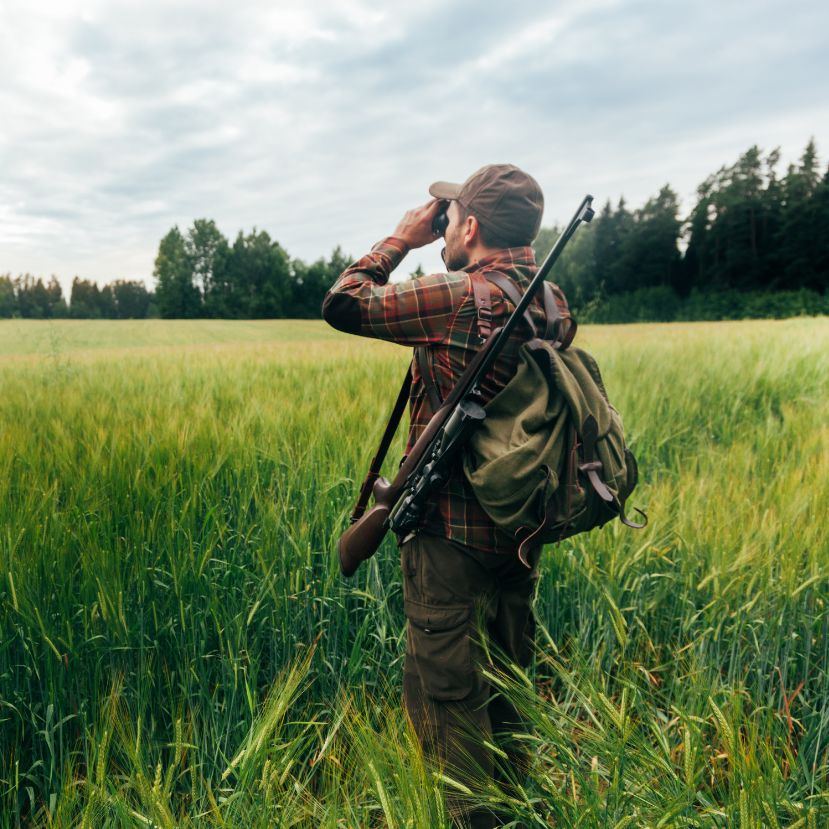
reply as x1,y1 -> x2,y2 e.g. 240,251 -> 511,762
2,140 -> 827,322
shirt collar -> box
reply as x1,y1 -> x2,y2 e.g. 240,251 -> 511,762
462,246 -> 537,274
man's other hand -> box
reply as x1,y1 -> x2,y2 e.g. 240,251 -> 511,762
392,199 -> 444,250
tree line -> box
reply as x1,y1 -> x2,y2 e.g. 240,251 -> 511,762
0,224 -> 350,320
152,221 -> 350,319
0,275 -> 153,319
1,140 -> 826,321
534,139 -> 828,321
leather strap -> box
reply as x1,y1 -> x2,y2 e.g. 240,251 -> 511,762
484,272 -> 578,350
469,272 -> 492,340
516,469 -> 553,568
577,414 -> 615,504
540,281 -> 577,349
578,412 -> 647,527
542,282 -> 561,342
485,272 -> 538,337
350,366 -> 413,522
619,503 -> 648,529
546,281 -> 578,349
415,346 -> 443,411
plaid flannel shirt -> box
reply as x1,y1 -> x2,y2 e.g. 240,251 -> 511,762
323,236 -> 548,554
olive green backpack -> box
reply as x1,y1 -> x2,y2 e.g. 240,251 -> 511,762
460,278 -> 647,566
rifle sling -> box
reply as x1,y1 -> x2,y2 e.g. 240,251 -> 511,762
415,346 -> 443,412
350,366 -> 412,521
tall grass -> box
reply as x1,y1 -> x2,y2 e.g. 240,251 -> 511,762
0,317 -> 826,826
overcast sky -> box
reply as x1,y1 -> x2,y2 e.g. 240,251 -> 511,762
1,0 -> 827,292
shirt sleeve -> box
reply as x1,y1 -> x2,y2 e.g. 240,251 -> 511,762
321,237 -> 469,347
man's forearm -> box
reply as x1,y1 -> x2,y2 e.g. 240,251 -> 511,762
321,237 -> 409,333
337,237 -> 410,286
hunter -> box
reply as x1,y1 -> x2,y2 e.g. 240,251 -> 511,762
322,163 -> 551,828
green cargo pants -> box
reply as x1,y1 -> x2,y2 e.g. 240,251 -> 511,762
400,531 -> 542,828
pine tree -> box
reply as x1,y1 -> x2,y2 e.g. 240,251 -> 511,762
624,185 -> 681,290
533,220 -> 599,310
99,284 -> 117,318
15,275 -> 52,318
70,277 -> 101,318
813,165 -> 829,291
684,145 -> 783,291
45,277 -> 67,318
777,138 -> 823,290
593,199 -> 633,294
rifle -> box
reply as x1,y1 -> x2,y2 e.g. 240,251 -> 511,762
338,195 -> 595,577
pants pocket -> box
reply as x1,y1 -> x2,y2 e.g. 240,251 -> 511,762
404,598 -> 474,701
400,538 -> 417,578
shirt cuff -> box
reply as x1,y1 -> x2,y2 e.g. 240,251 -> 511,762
369,237 -> 410,282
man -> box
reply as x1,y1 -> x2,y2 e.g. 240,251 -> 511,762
322,164 -> 550,828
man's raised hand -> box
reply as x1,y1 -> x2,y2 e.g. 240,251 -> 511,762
392,199 -> 444,250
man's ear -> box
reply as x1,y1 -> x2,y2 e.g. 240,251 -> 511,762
463,214 -> 479,246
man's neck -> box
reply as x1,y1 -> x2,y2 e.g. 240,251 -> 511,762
466,245 -> 500,267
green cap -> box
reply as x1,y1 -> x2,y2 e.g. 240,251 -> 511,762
429,163 -> 544,245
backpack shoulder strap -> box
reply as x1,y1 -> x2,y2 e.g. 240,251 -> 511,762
484,272 -> 538,337
467,271 -> 492,340
543,281 -> 578,349
541,282 -> 559,342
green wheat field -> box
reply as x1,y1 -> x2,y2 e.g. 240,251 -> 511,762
1,317 -> 827,828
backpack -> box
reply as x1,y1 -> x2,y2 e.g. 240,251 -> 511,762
449,274 -> 647,566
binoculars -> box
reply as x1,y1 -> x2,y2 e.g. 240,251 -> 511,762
431,200 -> 449,237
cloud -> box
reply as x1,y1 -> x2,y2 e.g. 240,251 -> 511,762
0,0 -> 827,293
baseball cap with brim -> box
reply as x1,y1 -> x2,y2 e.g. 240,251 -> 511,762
428,181 -> 464,200
428,163 -> 544,245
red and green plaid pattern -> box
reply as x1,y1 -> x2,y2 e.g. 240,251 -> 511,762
325,236 -> 548,554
